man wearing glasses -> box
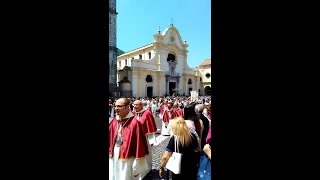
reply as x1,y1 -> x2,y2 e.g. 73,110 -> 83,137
109,98 -> 149,180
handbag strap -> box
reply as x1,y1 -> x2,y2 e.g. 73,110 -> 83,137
174,135 -> 179,153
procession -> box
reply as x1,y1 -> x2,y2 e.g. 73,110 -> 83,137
108,93 -> 212,180
109,0 -> 211,179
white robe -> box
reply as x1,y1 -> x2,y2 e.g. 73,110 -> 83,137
110,112 -> 149,180
135,134 -> 155,180
109,146 -> 149,180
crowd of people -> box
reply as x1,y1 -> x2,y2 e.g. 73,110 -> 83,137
109,92 -> 211,180
109,95 -> 211,118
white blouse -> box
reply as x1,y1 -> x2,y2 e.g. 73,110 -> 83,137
185,120 -> 203,148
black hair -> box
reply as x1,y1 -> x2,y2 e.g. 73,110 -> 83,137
183,103 -> 201,136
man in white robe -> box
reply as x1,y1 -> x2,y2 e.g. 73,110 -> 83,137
133,100 -> 158,179
109,98 -> 149,180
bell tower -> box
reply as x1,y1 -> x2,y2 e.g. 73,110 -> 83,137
109,0 -> 119,96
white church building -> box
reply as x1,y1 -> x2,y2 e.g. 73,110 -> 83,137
116,24 -> 211,98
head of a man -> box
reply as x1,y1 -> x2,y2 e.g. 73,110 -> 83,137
195,104 -> 205,114
173,102 -> 179,109
143,101 -> 147,107
115,98 -> 131,119
133,100 -> 143,112
167,102 -> 174,110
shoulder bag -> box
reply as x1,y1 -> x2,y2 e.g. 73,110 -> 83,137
165,135 -> 182,174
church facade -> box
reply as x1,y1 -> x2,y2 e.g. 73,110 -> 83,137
117,25 -> 210,98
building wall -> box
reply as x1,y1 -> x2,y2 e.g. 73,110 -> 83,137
199,65 -> 212,86
117,25 -> 209,97
117,45 -> 155,68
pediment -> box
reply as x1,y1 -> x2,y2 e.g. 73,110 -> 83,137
161,26 -> 184,50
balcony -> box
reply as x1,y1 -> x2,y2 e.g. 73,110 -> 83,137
164,71 -> 180,77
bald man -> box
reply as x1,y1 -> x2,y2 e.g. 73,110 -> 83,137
109,98 -> 149,180
132,100 -> 158,178
142,101 -> 152,113
159,100 -> 168,120
161,102 -> 178,136
173,102 -> 184,117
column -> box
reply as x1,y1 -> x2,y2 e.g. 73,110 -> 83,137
182,74 -> 186,95
131,69 -> 138,97
193,76 -> 197,92
165,76 -> 168,95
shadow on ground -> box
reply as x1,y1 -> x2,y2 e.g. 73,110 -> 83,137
142,169 -> 171,180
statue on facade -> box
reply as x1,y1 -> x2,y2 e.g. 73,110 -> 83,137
168,60 -> 176,75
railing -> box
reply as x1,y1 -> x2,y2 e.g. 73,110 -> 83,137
164,71 -> 180,76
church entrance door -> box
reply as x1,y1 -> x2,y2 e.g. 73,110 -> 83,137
147,86 -> 153,98
169,82 -> 176,96
205,86 -> 211,96
189,88 -> 192,96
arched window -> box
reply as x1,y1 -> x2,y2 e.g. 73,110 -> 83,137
148,52 -> 151,59
188,79 -> 192,84
146,75 -> 153,82
139,54 -> 142,59
167,53 -> 176,62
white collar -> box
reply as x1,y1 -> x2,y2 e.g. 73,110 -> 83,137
136,108 -> 145,114
116,111 -> 134,121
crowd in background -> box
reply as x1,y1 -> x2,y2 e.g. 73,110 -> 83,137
108,93 -> 212,180
109,95 -> 211,119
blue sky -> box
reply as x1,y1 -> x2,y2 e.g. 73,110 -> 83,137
117,0 -> 211,68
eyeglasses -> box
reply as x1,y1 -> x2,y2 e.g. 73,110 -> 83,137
115,105 -> 127,108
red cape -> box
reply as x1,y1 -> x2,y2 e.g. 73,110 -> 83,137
175,108 -> 184,117
162,108 -> 178,123
132,110 -> 157,135
109,116 -> 149,160
160,104 -> 166,114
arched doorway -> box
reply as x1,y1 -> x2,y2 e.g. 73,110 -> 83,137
205,86 -> 211,96
147,86 -> 153,98
145,75 -> 153,98
169,82 -> 176,96
188,79 -> 192,96
189,88 -> 192,96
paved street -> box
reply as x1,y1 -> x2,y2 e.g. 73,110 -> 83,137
109,112 -> 172,179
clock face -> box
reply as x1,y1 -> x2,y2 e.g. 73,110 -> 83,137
171,37 -> 174,42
